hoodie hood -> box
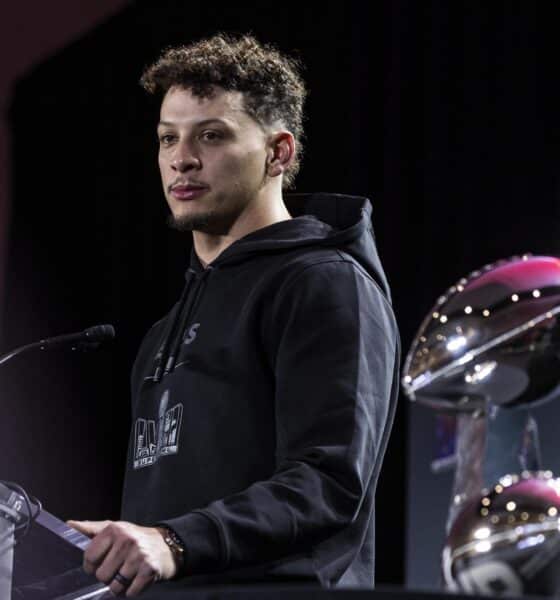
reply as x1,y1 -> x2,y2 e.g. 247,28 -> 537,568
204,192 -> 391,302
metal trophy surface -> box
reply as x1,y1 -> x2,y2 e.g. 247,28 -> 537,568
443,471 -> 560,596
403,254 -> 560,411
402,255 -> 560,594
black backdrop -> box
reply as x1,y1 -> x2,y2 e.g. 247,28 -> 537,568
3,0 -> 560,587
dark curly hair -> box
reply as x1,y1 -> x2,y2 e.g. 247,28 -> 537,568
140,34 -> 307,189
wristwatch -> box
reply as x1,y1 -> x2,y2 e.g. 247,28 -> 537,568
157,526 -> 186,571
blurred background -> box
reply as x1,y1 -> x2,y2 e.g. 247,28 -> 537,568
1,0 -> 560,590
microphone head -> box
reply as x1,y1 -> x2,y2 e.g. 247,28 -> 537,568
83,324 -> 116,343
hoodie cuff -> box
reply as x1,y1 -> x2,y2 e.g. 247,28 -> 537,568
158,511 -> 223,576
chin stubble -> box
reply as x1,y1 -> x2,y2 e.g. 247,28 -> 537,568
166,212 -> 213,232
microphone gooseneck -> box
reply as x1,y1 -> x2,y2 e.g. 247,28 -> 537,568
0,324 -> 115,367
39,324 -> 115,350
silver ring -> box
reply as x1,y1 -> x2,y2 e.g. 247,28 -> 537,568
113,571 -> 132,587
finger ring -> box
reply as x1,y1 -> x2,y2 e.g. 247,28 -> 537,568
113,571 -> 132,587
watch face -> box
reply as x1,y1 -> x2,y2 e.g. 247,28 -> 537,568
402,255 -> 560,411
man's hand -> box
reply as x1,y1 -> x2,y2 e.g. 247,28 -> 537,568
67,519 -> 178,597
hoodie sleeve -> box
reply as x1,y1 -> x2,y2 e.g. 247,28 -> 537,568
160,258 -> 399,578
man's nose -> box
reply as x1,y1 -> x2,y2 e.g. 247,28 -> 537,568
171,144 -> 200,172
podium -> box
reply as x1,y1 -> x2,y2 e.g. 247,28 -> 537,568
0,482 -> 108,599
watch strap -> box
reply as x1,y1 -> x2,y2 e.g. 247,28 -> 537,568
156,526 -> 186,572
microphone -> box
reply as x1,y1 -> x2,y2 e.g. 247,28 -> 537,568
0,324 -> 115,367
39,324 -> 115,350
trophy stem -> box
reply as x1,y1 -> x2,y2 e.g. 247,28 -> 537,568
447,407 -> 542,532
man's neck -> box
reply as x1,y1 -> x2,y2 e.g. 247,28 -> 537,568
193,194 -> 291,267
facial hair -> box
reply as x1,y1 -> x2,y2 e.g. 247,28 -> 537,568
165,173 -> 268,235
166,212 -> 212,233
166,205 -> 239,236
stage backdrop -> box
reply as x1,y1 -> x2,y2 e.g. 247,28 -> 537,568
0,0 -> 128,331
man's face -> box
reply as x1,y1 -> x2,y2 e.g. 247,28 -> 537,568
157,85 -> 270,234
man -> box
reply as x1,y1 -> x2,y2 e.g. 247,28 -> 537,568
69,33 -> 399,597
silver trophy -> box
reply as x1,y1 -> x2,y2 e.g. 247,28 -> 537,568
403,254 -> 560,411
402,255 -> 560,594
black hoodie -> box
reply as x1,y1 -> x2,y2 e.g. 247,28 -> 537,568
121,192 -> 400,588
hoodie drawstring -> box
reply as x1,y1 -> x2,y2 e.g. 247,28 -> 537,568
153,266 -> 212,382
163,267 -> 211,376
152,269 -> 196,382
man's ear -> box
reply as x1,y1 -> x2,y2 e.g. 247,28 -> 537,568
266,132 -> 295,178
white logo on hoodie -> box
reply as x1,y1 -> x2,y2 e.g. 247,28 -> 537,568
132,389 -> 184,469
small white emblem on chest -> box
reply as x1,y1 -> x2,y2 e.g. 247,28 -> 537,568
183,322 -> 200,345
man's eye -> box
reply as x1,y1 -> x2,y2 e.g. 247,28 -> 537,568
159,134 -> 176,145
200,130 -> 222,142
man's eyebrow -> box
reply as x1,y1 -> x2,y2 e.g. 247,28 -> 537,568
157,118 -> 234,128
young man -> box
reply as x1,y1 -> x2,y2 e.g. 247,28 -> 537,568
69,34 -> 400,597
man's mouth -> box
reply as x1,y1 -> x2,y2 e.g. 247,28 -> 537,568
169,183 -> 209,201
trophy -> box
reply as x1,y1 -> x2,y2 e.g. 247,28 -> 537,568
402,255 -> 560,594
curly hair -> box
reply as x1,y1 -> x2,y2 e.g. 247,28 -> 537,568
140,34 -> 307,189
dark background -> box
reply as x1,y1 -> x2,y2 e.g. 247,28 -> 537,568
2,0 -> 560,590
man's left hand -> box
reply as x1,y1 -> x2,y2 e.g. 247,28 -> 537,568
67,519 -> 178,597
